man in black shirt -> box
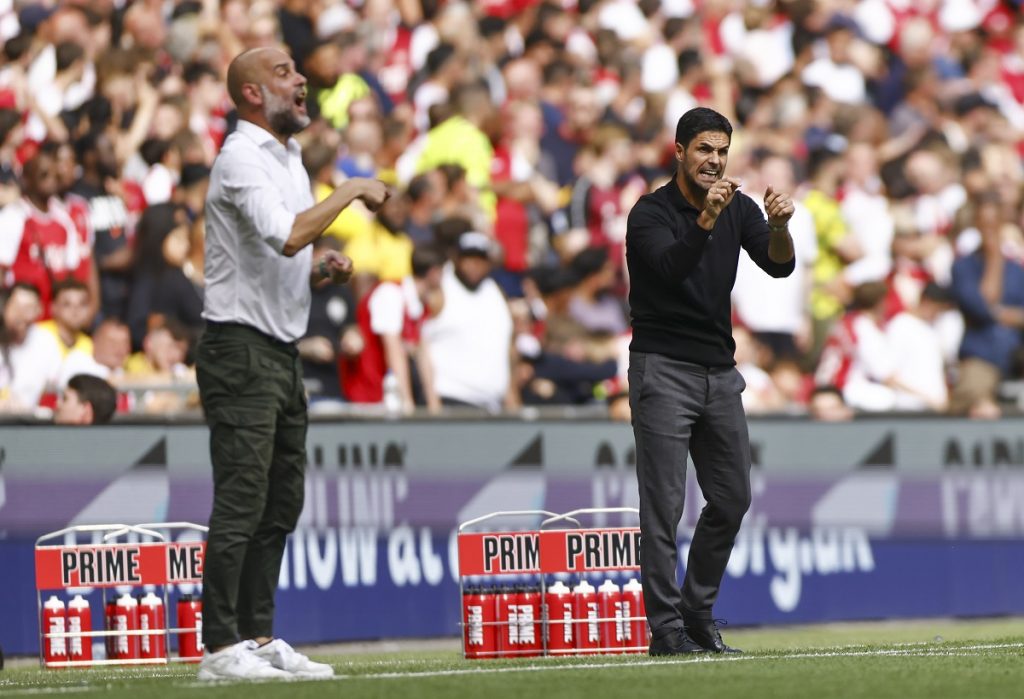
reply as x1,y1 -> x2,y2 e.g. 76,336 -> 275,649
626,107 -> 795,655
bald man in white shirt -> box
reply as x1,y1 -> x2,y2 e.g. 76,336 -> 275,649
196,47 -> 388,682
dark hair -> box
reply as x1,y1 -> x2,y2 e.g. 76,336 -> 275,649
437,163 -> 466,190
51,278 -> 89,302
478,15 -> 505,38
426,42 -> 456,77
7,281 -> 41,300
811,384 -> 845,400
37,140 -> 62,159
66,374 -> 118,424
677,49 -> 701,76
570,246 -> 610,279
807,146 -> 843,179
542,59 -> 573,85
850,281 -> 889,311
179,163 -> 211,188
920,282 -> 953,305
407,174 -> 434,203
55,42 -> 84,72
183,61 -> 218,86
675,107 -> 732,148
139,138 -> 170,167
0,283 -> 42,377
432,216 -> 474,255
0,109 -> 22,146
3,32 -> 32,62
411,245 -> 446,278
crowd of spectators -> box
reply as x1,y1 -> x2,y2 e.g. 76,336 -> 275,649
1,0 -> 1023,422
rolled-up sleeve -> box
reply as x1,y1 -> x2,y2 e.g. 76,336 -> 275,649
219,151 -> 297,254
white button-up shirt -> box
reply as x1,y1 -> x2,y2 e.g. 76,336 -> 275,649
203,120 -> 314,342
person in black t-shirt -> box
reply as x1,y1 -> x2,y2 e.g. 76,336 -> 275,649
300,236 -> 356,405
625,107 -> 795,656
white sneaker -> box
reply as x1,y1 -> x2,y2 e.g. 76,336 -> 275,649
248,638 -> 334,678
197,641 -> 292,681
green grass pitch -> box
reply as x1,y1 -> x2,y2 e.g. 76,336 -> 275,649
2,618 -> 1022,698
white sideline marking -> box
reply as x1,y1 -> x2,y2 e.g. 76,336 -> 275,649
3,642 -> 1022,695
332,642 -> 1024,680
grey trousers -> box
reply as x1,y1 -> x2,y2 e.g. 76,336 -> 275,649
628,351 -> 751,633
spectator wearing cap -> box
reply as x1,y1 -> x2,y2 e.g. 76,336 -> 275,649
422,232 -> 518,412
949,193 -> 1024,417
54,373 -> 117,425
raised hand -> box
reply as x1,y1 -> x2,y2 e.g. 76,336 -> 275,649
764,184 -> 795,227
702,176 -> 741,223
318,249 -> 354,284
358,179 -> 391,211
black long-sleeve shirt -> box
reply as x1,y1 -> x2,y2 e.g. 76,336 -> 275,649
626,178 -> 795,367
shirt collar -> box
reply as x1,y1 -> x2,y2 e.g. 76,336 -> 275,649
665,174 -> 699,213
236,119 -> 301,156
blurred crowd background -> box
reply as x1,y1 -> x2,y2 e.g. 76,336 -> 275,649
1,0 -> 1023,423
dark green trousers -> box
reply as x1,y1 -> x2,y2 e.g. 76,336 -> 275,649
196,321 -> 307,649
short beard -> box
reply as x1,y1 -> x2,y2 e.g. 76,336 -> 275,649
454,266 -> 485,292
260,86 -> 310,136
679,157 -> 711,193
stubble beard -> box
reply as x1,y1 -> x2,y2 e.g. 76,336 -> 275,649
260,86 -> 311,136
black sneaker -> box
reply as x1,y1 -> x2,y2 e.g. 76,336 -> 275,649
648,627 -> 707,656
683,617 -> 741,654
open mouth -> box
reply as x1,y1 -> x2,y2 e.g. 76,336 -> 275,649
294,90 -> 307,109
698,168 -> 719,180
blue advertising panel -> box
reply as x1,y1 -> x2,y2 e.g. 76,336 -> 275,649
2,418 -> 1023,655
